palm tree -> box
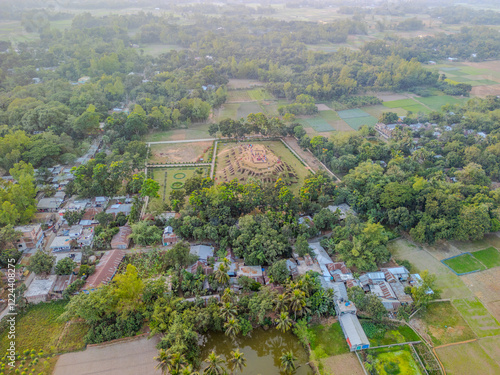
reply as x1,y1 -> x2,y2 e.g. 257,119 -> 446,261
215,263 -> 230,288
280,351 -> 297,375
204,351 -> 226,375
180,364 -> 200,375
275,311 -> 293,333
221,302 -> 237,321
299,273 -> 316,297
221,287 -> 235,304
289,289 -> 306,320
155,349 -> 173,375
169,352 -> 188,375
227,349 -> 246,375
224,317 -> 241,339
274,293 -> 287,313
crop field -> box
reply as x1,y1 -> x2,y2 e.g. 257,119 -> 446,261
227,90 -> 253,102
319,353 -> 365,375
336,108 -> 379,130
416,95 -> 468,111
411,302 -> 476,346
215,140 -> 311,193
300,117 -> 336,132
0,20 -> 39,43
461,267 -> 500,321
363,346 -> 424,375
453,298 -> 500,338
436,341 -> 500,375
360,321 -> 419,347
0,300 -> 85,355
237,101 -> 264,119
471,247 -> 500,269
388,239 -> 471,299
479,335 -> 500,367
442,253 -> 486,274
248,88 -> 273,101
151,166 -> 209,200
141,43 -> 183,57
148,141 -> 213,164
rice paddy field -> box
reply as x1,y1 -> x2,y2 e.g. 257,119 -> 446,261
442,253 -> 486,275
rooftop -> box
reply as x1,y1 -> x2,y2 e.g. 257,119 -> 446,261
326,204 -> 356,219
238,266 -> 263,278
190,245 -> 214,261
25,275 -> 57,297
339,313 -> 370,347
83,250 -> 125,290
50,236 -> 72,249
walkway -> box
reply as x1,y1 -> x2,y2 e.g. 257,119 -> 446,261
147,138 -> 216,145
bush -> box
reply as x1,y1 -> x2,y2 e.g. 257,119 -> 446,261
62,278 -> 85,299
361,321 -> 386,340
84,311 -> 144,344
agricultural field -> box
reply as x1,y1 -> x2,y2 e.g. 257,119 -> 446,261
453,298 -> 500,338
0,20 -> 39,43
140,43 -> 184,57
215,141 -> 311,194
382,98 -> 431,114
362,346 -> 424,375
470,247 -> 500,269
0,300 -> 86,355
337,108 -> 378,130
411,302 -> 476,346
461,267 -> 500,321
150,166 -> 209,200
436,341 -> 500,375
148,141 -> 213,164
442,253 -> 486,275
318,353 -> 365,375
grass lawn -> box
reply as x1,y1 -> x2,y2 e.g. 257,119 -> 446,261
151,166 -> 209,200
471,247 -> 500,269
301,116 -> 335,132
382,99 -> 418,108
415,301 -> 476,346
318,110 -> 341,122
453,297 -> 500,338
400,104 -> 431,114
436,341 -> 500,375
365,346 -> 424,375
308,322 -> 349,358
443,253 -> 486,274
0,300 -> 84,355
227,90 -> 252,102
143,123 -> 212,142
337,108 -> 371,119
237,101 -> 263,119
361,321 -> 420,347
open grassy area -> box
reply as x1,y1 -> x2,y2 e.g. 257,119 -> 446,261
436,341 -> 500,375
151,166 -> 209,200
247,88 -> 273,101
308,322 -> 349,358
413,302 -> 476,346
0,20 -> 39,43
471,247 -> 500,269
342,115 -> 378,130
364,346 -> 424,375
300,117 -> 335,132
0,301 -> 84,355
143,123 -> 212,142
361,321 -> 420,347
417,95 -> 468,111
148,141 -> 213,164
227,90 -> 252,102
383,99 -> 419,108
141,43 -> 183,57
453,298 -> 500,338
443,253 -> 486,274
237,101 -> 264,119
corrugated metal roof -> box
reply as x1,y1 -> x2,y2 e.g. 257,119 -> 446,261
339,313 -> 370,348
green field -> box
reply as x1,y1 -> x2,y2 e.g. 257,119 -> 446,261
415,301 -> 476,346
337,108 -> 371,119
364,346 -> 424,375
318,110 -> 341,122
471,247 -> 500,269
361,322 -> 420,347
301,117 -> 335,132
443,253 -> 486,274
307,322 -> 350,358
247,88 -> 273,101
417,95 -> 468,111
401,104 -> 431,114
382,99 -> 419,108
436,341 -> 500,375
227,90 -> 252,102
143,123 -> 212,142
342,115 -> 378,130
237,101 -> 265,119
0,301 -> 86,355
151,166 -> 209,200
453,298 -> 500,338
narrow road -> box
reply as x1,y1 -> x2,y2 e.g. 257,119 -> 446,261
146,163 -> 211,167
210,141 -> 218,179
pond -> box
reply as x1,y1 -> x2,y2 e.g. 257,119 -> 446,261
200,328 -> 313,375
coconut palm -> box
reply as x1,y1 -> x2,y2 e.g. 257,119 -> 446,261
227,349 -> 246,375
203,351 -> 226,375
221,287 -> 235,304
224,317 -> 241,339
155,349 -> 173,375
280,351 -> 297,375
275,311 -> 293,333
289,289 -> 306,320
168,352 -> 188,375
180,364 -> 200,375
215,263 -> 230,288
299,272 -> 316,297
274,293 -> 287,313
220,302 -> 237,321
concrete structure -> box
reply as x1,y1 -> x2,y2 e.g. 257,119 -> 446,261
24,275 -> 57,304
162,226 -> 179,246
94,196 -> 109,207
190,245 -> 214,261
309,242 -> 334,279
49,236 -> 72,252
54,251 -> 82,265
339,313 -> 370,351
37,197 -> 63,212
237,266 -> 263,282
14,224 -> 44,251
52,274 -> 76,296
83,250 -> 125,292
326,204 -> 356,220
106,203 -> 133,217
76,228 -> 94,248
111,225 -> 132,249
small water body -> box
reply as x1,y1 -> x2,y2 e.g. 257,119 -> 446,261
200,328 -> 313,375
